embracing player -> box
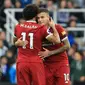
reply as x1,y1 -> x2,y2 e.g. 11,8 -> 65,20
14,4 -> 60,85
37,8 -> 71,85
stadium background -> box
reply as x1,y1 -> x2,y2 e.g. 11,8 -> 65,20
0,0 -> 85,85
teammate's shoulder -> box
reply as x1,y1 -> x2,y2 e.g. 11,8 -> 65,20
55,24 -> 65,29
55,24 -> 62,28
38,24 -> 47,29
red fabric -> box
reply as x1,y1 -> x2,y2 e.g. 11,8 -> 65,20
44,24 -> 68,62
44,61 -> 70,85
42,24 -> 70,85
14,21 -> 49,63
16,62 -> 46,85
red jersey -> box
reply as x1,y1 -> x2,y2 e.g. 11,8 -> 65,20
42,24 -> 68,62
14,21 -> 50,63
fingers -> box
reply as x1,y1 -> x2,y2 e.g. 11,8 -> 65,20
49,17 -> 52,21
19,37 -> 22,40
38,52 -> 43,56
43,47 -> 47,51
25,40 -> 28,44
49,17 -> 51,21
39,55 -> 45,59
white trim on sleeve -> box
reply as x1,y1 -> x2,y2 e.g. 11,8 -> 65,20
61,36 -> 68,41
46,33 -> 53,39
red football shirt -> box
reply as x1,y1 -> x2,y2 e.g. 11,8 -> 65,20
14,21 -> 50,62
43,24 -> 68,62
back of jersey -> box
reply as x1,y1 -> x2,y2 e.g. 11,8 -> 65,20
15,21 -> 46,62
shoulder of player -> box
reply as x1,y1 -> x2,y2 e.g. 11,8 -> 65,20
55,24 -> 62,28
38,24 -> 47,29
55,24 -> 65,30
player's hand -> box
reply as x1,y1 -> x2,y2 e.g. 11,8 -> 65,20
38,48 -> 51,59
48,17 -> 55,28
16,37 -> 28,46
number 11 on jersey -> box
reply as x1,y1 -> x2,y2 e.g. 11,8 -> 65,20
29,33 -> 33,49
21,32 -> 34,49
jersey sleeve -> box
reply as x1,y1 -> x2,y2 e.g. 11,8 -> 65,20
41,25 -> 52,39
56,24 -> 67,41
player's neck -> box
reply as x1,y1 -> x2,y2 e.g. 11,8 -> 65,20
26,18 -> 36,23
26,19 -> 36,23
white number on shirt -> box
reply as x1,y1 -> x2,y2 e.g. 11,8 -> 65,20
64,73 -> 69,83
28,33 -> 33,49
21,32 -> 34,49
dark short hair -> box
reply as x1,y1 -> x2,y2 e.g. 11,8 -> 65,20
38,8 -> 49,14
23,4 -> 39,20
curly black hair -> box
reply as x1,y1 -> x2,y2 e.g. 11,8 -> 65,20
23,4 -> 39,20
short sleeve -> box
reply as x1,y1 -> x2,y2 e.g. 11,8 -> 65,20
56,24 -> 67,41
41,25 -> 52,39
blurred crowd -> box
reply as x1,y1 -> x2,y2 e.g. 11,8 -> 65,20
0,0 -> 85,85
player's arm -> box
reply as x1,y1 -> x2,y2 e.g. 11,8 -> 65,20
13,37 -> 22,46
48,37 -> 70,56
13,24 -> 28,47
13,35 -> 21,46
13,37 -> 28,47
39,37 -> 70,58
39,25 -> 70,58
46,18 -> 60,44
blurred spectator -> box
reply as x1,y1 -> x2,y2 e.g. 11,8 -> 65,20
70,52 -> 85,85
32,0 -> 47,8
67,16 -> 77,27
0,56 -> 9,82
15,0 -> 21,8
32,0 -> 41,6
5,46 -> 17,84
72,0 -> 84,8
9,63 -> 16,84
19,0 -> 32,8
8,45 -> 17,56
72,43 -> 78,52
0,0 -> 14,30
67,17 -> 78,46
57,0 -> 69,23
68,47 -> 76,65
67,30 -> 76,46
5,47 -> 17,84
6,49 -> 16,67
46,0 -> 57,11
0,29 -> 9,48
58,0 -> 67,9
69,6 -> 85,23
15,0 -> 23,20
0,40 -> 8,57
67,16 -> 84,38
67,1 -> 74,9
